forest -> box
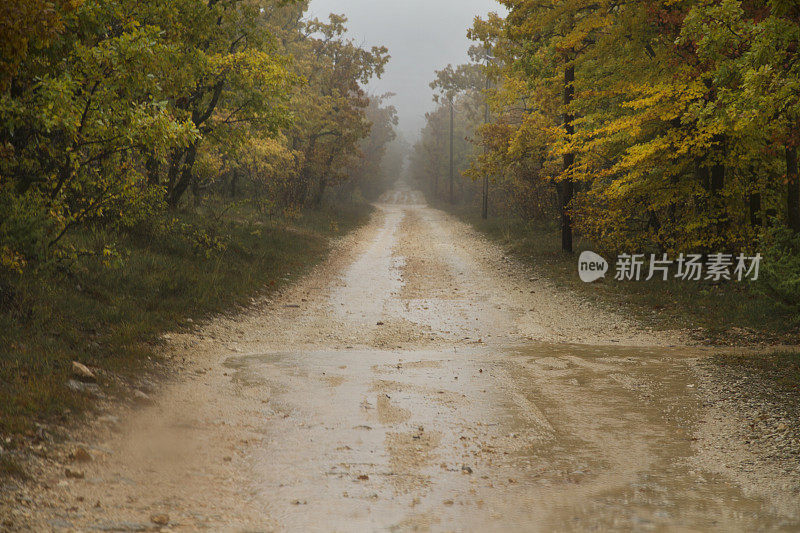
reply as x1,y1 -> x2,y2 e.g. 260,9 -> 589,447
0,0 -> 402,268
0,0 -> 403,433
410,0 -> 800,308
2,1 -> 800,528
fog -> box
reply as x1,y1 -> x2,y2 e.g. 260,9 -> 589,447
306,0 -> 506,141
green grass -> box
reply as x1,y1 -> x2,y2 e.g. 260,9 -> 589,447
452,208 -> 799,345
0,200 -> 372,437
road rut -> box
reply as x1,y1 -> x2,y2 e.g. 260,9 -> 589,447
10,194 -> 799,531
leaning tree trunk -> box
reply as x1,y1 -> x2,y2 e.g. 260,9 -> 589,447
167,143 -> 197,208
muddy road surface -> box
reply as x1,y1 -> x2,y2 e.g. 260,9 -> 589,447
9,190 -> 800,531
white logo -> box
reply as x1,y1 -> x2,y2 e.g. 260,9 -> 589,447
578,251 -> 608,283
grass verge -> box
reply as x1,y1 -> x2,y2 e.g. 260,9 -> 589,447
0,200 -> 372,441
450,208 -> 799,345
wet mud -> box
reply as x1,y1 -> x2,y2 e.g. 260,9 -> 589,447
10,189 -> 799,531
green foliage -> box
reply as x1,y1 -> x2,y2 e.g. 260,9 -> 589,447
0,0 -> 395,272
760,227 -> 800,311
0,189 -> 52,272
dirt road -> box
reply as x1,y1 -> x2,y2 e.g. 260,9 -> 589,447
8,190 -> 800,531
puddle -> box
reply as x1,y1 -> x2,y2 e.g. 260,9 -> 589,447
222,343 -> 795,531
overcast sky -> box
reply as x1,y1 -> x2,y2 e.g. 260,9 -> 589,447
306,0 -> 506,141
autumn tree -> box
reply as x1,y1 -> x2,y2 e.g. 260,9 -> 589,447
457,0 -> 799,257
281,13 -> 389,208
0,0 -> 200,262
0,0 -> 394,271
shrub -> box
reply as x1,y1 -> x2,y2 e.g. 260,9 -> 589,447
759,227 -> 800,312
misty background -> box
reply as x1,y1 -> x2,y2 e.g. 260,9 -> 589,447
307,0 -> 505,142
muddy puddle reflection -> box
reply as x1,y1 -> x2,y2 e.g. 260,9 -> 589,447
223,344 -> 796,531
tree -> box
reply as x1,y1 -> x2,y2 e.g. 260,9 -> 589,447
497,0 -> 614,252
409,94 -> 483,206
431,62 -> 485,204
282,13 -> 389,207
150,0 -> 295,208
461,0 -> 800,255
682,0 -> 800,233
0,0 -> 200,255
0,0 -> 393,271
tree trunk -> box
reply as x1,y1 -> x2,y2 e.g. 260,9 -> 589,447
710,134 -> 726,194
313,176 -> 326,208
787,145 -> 800,233
749,192 -> 762,227
747,165 -> 761,227
167,143 -> 197,208
561,62 -> 575,254
449,99 -> 455,205
166,149 -> 183,197
229,170 -> 238,198
710,136 -> 728,238
482,174 -> 489,220
697,165 -> 710,192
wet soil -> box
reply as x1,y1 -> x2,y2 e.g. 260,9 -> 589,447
3,189 -> 799,531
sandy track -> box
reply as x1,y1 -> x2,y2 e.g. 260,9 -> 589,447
4,194 -> 799,531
